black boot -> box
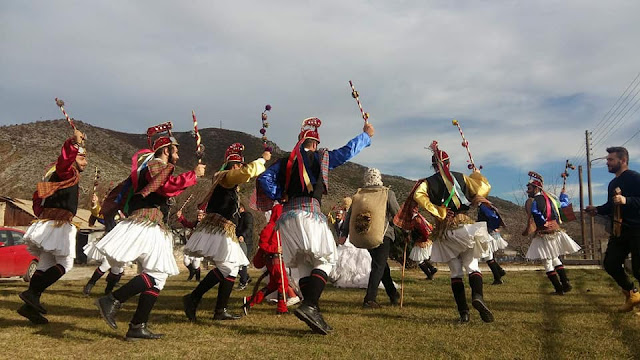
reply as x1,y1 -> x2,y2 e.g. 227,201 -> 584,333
131,289 -> 160,325
186,264 -> 195,281
195,268 -> 201,282
104,271 -> 123,295
428,262 -> 438,278
469,272 -> 494,323
213,275 -> 240,320
83,268 -> 105,296
419,261 -> 433,280
96,293 -> 122,330
17,304 -> 49,325
20,265 -> 65,314
184,268 -> 223,322
546,271 -> 564,295
125,323 -> 164,341
555,265 -> 572,293
295,270 -> 332,334
487,260 -> 504,285
451,278 -> 469,323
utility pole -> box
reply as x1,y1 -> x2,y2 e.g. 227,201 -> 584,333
578,165 -> 587,260
585,130 -> 596,260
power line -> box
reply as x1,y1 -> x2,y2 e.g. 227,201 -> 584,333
591,84 -> 640,146
622,128 -> 640,146
590,71 -> 640,134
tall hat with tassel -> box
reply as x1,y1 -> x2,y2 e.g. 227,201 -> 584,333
527,171 -> 544,189
223,143 -> 245,168
146,122 -> 179,152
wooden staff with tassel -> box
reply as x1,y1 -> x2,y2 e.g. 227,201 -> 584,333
349,80 -> 369,123
452,119 -> 481,170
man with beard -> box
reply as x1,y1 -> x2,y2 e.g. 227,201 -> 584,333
586,147 -> 640,313
523,171 -> 581,295
95,128 -> 205,340
18,129 -> 88,324
257,118 -> 375,334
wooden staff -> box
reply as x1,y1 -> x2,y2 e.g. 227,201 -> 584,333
55,98 -> 79,132
561,159 -> 575,191
452,119 -> 481,170
275,229 -> 287,304
178,194 -> 194,213
349,80 -> 369,123
400,237 -> 408,308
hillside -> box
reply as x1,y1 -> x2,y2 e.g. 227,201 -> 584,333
0,119 -> 607,258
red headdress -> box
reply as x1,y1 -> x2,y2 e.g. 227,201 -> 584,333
284,118 -> 322,196
146,122 -> 179,152
527,171 -> 544,189
224,143 -> 245,164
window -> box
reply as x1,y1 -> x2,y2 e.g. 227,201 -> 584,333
10,231 -> 24,245
0,231 -> 10,246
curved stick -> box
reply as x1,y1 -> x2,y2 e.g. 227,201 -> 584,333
178,194 -> 194,213
192,110 -> 204,163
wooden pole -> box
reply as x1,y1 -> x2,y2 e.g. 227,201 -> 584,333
578,165 -> 587,259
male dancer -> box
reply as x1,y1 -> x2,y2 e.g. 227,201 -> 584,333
476,199 -> 508,285
18,129 -> 87,324
409,210 -> 438,280
586,147 -> 640,312
95,126 -> 204,340
177,208 -> 205,282
395,143 -> 494,323
257,118 -> 375,334
182,143 -> 270,321
523,171 -> 581,295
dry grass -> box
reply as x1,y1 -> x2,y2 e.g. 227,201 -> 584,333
1,268 -> 639,360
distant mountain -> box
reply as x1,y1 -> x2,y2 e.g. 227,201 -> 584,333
0,119 -> 607,258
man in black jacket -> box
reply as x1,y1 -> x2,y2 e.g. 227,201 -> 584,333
586,146 -> 640,313
237,204 -> 254,289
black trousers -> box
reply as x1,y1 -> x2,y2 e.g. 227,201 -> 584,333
365,236 -> 397,302
603,229 -> 640,291
238,241 -> 250,285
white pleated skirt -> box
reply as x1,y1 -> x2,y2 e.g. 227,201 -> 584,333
430,222 -> 491,263
409,243 -> 433,262
83,242 -> 105,262
94,220 -> 179,276
526,231 -> 582,260
330,239 -> 372,289
24,221 -> 77,258
487,232 -> 509,254
184,230 -> 249,266
277,210 -> 337,268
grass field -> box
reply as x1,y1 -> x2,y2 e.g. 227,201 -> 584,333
1,268 -> 639,360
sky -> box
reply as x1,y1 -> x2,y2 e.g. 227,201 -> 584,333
2,1 -> 639,206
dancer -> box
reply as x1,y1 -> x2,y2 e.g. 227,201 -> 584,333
17,128 -> 87,324
182,143 -> 270,321
394,143 -> 495,323
341,168 -> 401,308
476,199 -> 508,285
83,193 -> 124,295
177,208 -> 205,282
243,203 -> 299,315
409,210 -> 438,280
523,171 -> 581,295
586,147 -> 640,312
257,118 -> 375,334
95,125 -> 204,340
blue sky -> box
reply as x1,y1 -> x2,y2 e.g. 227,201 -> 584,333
1,1 -> 639,206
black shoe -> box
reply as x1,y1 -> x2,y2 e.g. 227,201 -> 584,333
83,283 -> 94,296
550,290 -> 565,296
213,308 -> 241,320
96,293 -> 121,330
19,290 -> 47,314
183,293 -> 198,322
125,323 -> 164,341
17,304 -> 49,325
362,300 -> 381,309
430,267 -> 438,278
492,278 -> 504,285
294,304 -> 329,335
238,283 -> 248,290
499,268 -> 506,277
471,296 -> 494,323
390,291 -> 401,306
459,311 -> 470,323
562,282 -> 572,293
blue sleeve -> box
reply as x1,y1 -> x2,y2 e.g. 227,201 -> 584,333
257,161 -> 282,201
530,201 -> 547,227
558,192 -> 571,208
328,132 -> 371,170
479,204 -> 501,232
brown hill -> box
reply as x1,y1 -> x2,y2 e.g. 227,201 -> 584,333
0,119 -> 607,259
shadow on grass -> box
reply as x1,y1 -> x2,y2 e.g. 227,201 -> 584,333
574,272 -> 640,357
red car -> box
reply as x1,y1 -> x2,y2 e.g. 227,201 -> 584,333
0,227 -> 38,282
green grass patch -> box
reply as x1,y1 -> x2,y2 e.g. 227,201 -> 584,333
1,269 -> 638,359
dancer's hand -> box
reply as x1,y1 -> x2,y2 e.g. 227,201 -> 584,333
238,236 -> 244,243
194,164 -> 206,177
363,123 -> 375,137
584,205 -> 597,216
262,151 -> 271,162
176,210 -> 183,218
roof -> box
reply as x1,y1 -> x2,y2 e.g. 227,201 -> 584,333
0,196 -> 104,231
